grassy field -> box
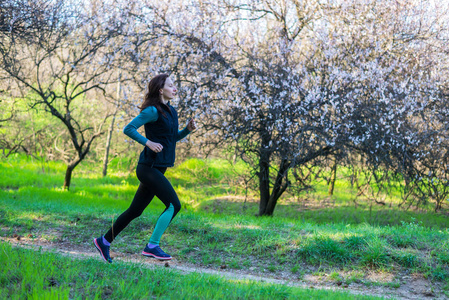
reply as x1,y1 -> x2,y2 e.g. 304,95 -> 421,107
1,154 -> 449,298
0,242 -> 383,300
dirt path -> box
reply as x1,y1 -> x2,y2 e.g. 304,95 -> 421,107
1,236 -> 445,300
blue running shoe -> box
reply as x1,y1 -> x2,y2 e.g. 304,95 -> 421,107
93,237 -> 112,263
142,245 -> 172,260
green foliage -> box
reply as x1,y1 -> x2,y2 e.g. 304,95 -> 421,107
431,241 -> 449,266
360,237 -> 391,268
343,235 -> 368,250
298,235 -> 351,264
393,251 -> 419,268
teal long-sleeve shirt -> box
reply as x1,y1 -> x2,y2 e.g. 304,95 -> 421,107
123,106 -> 190,146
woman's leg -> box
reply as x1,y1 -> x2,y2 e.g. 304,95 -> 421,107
103,182 -> 155,243
95,181 -> 155,263
135,166 -> 181,246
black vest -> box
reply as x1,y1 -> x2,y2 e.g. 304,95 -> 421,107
138,104 -> 179,167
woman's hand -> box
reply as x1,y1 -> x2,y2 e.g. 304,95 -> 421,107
146,140 -> 163,153
187,118 -> 197,132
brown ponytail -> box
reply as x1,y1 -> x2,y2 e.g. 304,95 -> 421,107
139,73 -> 169,117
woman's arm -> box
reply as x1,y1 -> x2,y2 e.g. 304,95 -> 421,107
176,119 -> 196,142
176,127 -> 190,141
123,106 -> 158,146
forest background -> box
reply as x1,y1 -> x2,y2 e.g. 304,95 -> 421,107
1,0 -> 448,216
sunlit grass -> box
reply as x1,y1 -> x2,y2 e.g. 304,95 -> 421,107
2,154 -> 447,228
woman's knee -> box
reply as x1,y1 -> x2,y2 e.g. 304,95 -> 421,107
172,201 -> 181,216
165,202 -> 181,217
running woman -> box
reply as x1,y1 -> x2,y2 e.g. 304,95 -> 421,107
94,74 -> 196,263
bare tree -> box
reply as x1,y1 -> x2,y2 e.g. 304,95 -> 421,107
0,0 -> 126,188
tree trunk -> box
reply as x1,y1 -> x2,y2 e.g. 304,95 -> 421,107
264,192 -> 282,216
102,74 -> 121,177
264,160 -> 290,216
258,128 -> 272,216
64,164 -> 74,190
264,198 -> 276,216
258,154 -> 270,216
102,119 -> 114,177
328,157 -> 337,196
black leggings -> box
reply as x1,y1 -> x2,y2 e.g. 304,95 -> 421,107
104,164 -> 181,243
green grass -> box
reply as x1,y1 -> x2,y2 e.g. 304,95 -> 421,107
1,154 -> 449,298
2,154 -> 448,228
0,241 -> 382,299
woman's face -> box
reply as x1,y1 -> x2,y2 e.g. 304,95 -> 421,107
160,77 -> 177,101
